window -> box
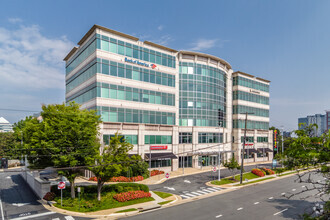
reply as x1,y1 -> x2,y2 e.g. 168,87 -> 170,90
198,133 -> 223,144
179,133 -> 192,143
145,135 -> 172,144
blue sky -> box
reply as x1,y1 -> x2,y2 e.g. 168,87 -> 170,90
0,0 -> 329,131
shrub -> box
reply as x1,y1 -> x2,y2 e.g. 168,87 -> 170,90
89,176 -> 97,181
113,191 -> 151,202
150,170 -> 165,177
261,168 -> 275,175
43,192 -> 56,201
251,168 -> 265,177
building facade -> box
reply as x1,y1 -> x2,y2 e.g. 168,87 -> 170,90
0,117 -> 12,132
64,25 -> 273,171
298,114 -> 326,136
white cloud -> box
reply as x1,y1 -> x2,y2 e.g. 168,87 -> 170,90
8,17 -> 23,24
157,25 -> 164,31
151,35 -> 172,46
189,39 -> 220,51
0,23 -> 74,90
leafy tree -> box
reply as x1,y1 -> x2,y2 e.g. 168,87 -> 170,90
89,132 -> 133,201
129,155 -> 149,178
223,156 -> 240,180
13,102 -> 100,198
0,132 -> 18,159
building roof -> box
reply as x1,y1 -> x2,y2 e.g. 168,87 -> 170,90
233,71 -> 270,83
0,117 -> 10,124
179,51 -> 232,70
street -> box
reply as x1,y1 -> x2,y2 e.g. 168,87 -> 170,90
149,163 -> 275,199
0,171 -> 91,220
125,172 -> 328,220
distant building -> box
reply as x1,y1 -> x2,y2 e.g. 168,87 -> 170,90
283,131 -> 291,138
326,110 -> 330,132
298,114 -> 326,136
0,117 -> 13,132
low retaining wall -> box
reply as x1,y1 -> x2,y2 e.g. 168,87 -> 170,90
20,171 -> 51,199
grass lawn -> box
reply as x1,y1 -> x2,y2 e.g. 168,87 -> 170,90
115,208 -> 137,213
238,177 -> 275,186
158,200 -> 172,205
234,172 -> 259,181
153,191 -> 172,199
53,192 -> 154,212
211,178 -> 236,185
278,171 -> 297,177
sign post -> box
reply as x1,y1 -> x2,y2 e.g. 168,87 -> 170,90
77,187 -> 81,211
58,181 -> 66,206
165,173 -> 169,179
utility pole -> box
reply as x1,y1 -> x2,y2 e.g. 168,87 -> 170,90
149,146 -> 151,178
281,126 -> 284,168
240,112 -> 254,184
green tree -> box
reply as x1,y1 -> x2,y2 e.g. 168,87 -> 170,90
0,132 -> 18,159
14,102 -> 100,198
89,132 -> 133,201
223,156 -> 240,180
129,155 -> 149,178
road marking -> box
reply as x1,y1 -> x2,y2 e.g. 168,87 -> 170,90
184,180 -> 191,183
10,211 -> 56,220
292,189 -> 296,191
273,208 -> 288,216
52,218 -> 60,220
6,176 -> 11,179
163,187 -> 175,191
12,203 -> 30,207
281,193 -> 286,196
190,192 -> 202,196
64,216 -> 75,220
185,193 -> 196,197
0,190 -> 4,220
215,214 -> 223,218
254,202 -> 259,205
202,189 -> 214,193
269,197 -> 273,200
180,195 -> 190,199
302,186 -> 306,188
197,190 -> 208,194
207,188 -> 219,192
237,207 -> 243,210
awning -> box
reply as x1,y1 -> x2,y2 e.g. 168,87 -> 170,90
145,152 -> 177,160
257,148 -> 273,153
244,148 -> 258,153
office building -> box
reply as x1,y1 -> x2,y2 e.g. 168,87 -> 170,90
0,117 -> 13,132
64,25 -> 273,171
298,114 -> 326,136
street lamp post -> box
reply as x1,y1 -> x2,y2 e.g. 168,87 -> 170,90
240,112 -> 254,184
281,126 -> 284,168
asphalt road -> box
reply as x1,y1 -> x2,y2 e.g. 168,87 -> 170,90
149,162 -> 275,198
0,172 -> 91,220
126,172 -> 328,220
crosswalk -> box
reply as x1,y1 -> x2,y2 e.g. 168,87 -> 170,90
180,187 -> 222,199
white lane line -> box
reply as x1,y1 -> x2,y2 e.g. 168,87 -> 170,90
273,208 -> 288,216
180,195 -> 190,199
302,186 -> 306,188
207,188 -> 219,192
237,207 -> 243,210
202,189 -> 214,193
185,193 -> 196,197
254,202 -> 260,205
212,187 -> 221,189
197,190 -> 208,194
0,190 -> 4,220
10,211 -> 56,220
190,192 -> 202,196
269,197 -> 273,200
52,218 -> 60,220
281,193 -> 286,196
292,189 -> 296,191
215,214 -> 223,218
64,216 -> 75,220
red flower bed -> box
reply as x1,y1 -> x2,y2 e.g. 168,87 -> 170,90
261,168 -> 275,175
89,176 -> 144,182
251,168 -> 265,177
110,176 -> 144,182
113,190 -> 151,202
150,170 -> 164,177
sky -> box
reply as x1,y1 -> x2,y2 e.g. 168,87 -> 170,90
0,0 -> 329,132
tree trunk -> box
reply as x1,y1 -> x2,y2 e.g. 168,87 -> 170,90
70,181 -> 75,199
97,182 -> 103,201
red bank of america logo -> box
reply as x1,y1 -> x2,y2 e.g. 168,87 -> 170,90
151,64 -> 157,69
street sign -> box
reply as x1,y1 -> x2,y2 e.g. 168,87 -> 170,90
272,159 -> 277,168
165,173 -> 170,178
213,166 -> 217,172
58,181 -> 66,190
